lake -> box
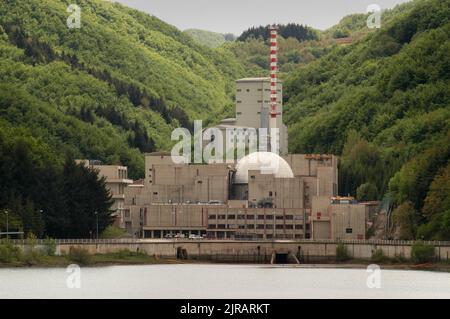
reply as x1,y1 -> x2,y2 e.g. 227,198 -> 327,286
0,264 -> 449,299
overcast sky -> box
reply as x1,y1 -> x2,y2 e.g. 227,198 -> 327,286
114,0 -> 412,35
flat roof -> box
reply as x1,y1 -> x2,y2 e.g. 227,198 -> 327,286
236,77 -> 283,83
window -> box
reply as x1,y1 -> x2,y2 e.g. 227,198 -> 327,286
285,225 -> 294,229
285,215 -> 294,220
276,215 -> 284,220
266,215 -> 274,220
246,89 -> 250,92
257,88 -> 262,92
237,100 -> 242,103
269,191 -> 273,197
208,224 -> 217,229
237,89 -> 242,92
246,215 -> 255,220
218,215 -> 226,220
265,224 -> 274,229
257,224 -> 265,229
228,214 -> 236,219
153,192 -> 158,195
218,224 -> 226,229
247,224 -> 255,229
295,224 -> 303,230
257,100 -> 263,103
276,225 -> 284,229
257,215 -> 265,220
236,112 -> 242,115
208,215 -> 216,219
237,215 -> 246,220
250,175 -> 255,180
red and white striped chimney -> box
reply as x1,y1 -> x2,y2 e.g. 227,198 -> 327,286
269,25 -> 278,150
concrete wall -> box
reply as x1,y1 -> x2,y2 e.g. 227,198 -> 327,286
43,240 -> 450,262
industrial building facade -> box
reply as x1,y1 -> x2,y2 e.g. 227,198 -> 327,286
122,152 -> 369,240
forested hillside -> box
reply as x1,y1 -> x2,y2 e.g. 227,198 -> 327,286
0,0 -> 246,179
0,0 -> 246,237
284,0 -> 450,239
223,2 -> 420,77
184,29 -> 235,48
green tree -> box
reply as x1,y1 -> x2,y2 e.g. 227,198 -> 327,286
392,201 -> 417,240
356,183 -> 379,201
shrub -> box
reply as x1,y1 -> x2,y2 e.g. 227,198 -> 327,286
68,247 -> 92,265
114,249 -> 147,259
21,249 -> 45,266
44,237 -> 57,256
392,253 -> 407,264
100,225 -> 129,239
371,249 -> 388,263
411,242 -> 435,264
0,243 -> 22,263
336,243 -> 350,262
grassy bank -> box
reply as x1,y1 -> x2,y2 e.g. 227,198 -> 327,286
328,243 -> 450,272
0,242 -> 182,268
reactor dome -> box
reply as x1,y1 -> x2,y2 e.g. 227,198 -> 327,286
234,152 -> 294,184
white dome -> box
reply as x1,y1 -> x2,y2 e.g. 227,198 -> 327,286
234,152 -> 294,184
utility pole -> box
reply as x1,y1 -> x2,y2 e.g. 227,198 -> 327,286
4,209 -> 8,240
94,211 -> 99,241
39,209 -> 44,238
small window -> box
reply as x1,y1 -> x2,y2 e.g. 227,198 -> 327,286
198,180 -> 203,184
269,191 -> 273,197
346,228 -> 353,234
246,89 -> 250,92
153,192 -> 158,195
257,88 -> 262,92
236,112 -> 242,115
209,215 -> 217,219
237,89 -> 242,92
237,100 -> 242,104
250,175 -> 255,180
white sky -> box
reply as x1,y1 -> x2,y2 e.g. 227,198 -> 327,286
114,0 -> 412,34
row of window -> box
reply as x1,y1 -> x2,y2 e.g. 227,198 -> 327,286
236,89 -> 282,93
236,100 -> 282,104
208,224 -> 305,230
208,214 -> 298,220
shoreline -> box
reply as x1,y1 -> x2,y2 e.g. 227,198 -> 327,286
1,256 -> 450,272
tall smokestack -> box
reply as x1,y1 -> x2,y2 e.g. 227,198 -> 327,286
269,25 -> 278,152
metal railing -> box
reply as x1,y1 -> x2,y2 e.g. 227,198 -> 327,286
2,238 -> 450,246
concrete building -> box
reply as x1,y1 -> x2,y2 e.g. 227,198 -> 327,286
76,160 -> 133,227
213,78 -> 288,155
121,151 -> 373,240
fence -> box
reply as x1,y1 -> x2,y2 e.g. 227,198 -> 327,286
2,238 -> 450,246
